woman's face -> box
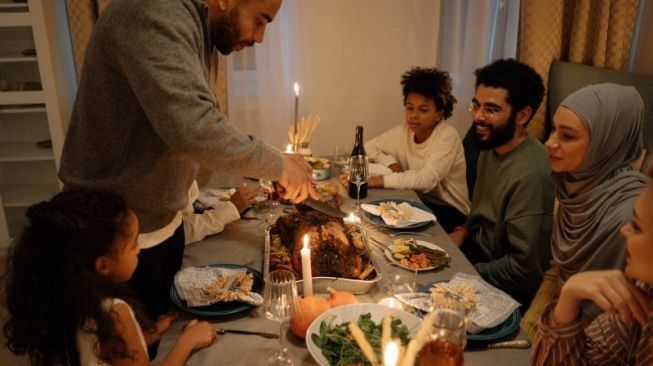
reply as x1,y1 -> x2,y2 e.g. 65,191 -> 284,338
621,184 -> 653,284
545,107 -> 591,173
404,92 -> 443,137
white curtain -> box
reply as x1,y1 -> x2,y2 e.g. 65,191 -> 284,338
227,0 -> 440,156
437,0 -> 520,137
226,0 -> 519,154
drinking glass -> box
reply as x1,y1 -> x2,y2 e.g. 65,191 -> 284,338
259,178 -> 280,225
348,155 -> 369,211
385,265 -> 417,297
417,293 -> 466,366
263,270 -> 299,366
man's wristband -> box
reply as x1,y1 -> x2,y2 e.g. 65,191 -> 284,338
454,226 -> 468,237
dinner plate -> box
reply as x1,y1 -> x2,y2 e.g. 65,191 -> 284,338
306,303 -> 421,366
169,263 -> 263,317
383,239 -> 449,271
361,199 -> 434,230
417,282 -> 521,343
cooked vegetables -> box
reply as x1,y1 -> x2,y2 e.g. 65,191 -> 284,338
391,238 -> 450,270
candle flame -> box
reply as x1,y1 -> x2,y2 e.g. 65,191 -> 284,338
348,212 -> 356,221
384,340 -> 399,366
303,234 -> 309,250
293,82 -> 300,96
286,144 -> 293,153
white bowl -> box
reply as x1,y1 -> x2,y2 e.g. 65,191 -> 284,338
306,303 -> 422,366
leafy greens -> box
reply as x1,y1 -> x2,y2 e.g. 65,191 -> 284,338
311,313 -> 410,366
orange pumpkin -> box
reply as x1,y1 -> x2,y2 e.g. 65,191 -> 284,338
289,295 -> 331,339
326,287 -> 358,308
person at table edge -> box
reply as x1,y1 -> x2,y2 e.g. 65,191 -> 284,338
364,67 -> 470,233
57,0 -> 317,331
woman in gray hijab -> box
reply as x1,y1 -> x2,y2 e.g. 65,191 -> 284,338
546,83 -> 649,318
522,83 -> 649,337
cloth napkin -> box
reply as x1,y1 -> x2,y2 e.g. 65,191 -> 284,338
174,266 -> 263,307
361,201 -> 437,227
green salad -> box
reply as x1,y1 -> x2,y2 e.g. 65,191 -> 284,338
311,313 -> 410,366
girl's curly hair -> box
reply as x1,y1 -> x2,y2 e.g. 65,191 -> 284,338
401,67 -> 457,120
3,189 -> 150,366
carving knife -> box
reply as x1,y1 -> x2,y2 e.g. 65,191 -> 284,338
304,197 -> 348,218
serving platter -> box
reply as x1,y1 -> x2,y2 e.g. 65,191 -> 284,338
263,223 -> 381,295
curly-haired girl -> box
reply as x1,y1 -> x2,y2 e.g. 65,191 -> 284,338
3,189 -> 216,366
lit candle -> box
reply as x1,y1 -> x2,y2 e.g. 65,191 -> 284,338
384,340 -> 399,366
300,234 -> 313,296
293,82 -> 300,148
285,143 -> 293,153
345,212 -> 361,224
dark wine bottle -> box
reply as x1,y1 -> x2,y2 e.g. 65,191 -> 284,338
348,125 -> 368,199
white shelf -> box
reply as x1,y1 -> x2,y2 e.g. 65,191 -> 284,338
0,12 -> 31,26
0,142 -> 53,162
0,2 -> 28,9
0,55 -> 36,63
0,105 -> 45,113
0,91 -> 44,105
0,183 -> 57,207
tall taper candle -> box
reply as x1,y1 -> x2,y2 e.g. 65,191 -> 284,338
300,234 -> 313,296
293,82 -> 299,149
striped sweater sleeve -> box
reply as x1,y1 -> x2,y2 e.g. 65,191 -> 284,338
531,301 -> 635,366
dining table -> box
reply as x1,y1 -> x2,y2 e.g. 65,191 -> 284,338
154,171 -> 532,365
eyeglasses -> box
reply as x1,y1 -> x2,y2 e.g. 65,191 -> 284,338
467,101 -> 508,120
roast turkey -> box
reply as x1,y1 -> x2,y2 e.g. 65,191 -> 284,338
275,206 -> 362,279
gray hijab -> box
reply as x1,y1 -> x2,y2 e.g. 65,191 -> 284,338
553,83 -> 649,284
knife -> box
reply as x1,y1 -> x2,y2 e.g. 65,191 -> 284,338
304,197 -> 348,218
216,328 -> 279,338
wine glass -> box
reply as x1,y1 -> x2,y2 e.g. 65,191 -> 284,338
417,294 -> 466,366
263,270 -> 299,366
259,178 -> 280,226
348,155 -> 369,212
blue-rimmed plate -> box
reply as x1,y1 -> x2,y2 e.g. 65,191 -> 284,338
170,263 -> 263,317
418,282 -> 521,343
361,199 -> 434,230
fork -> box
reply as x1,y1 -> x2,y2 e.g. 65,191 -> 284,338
389,231 -> 431,237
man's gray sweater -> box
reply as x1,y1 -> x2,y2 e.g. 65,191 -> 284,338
59,0 -> 283,232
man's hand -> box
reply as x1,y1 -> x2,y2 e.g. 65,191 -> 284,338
449,231 -> 465,247
278,154 -> 318,203
230,183 -> 257,213
388,163 -> 403,173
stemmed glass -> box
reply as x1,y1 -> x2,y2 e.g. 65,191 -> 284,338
259,178 -> 280,226
263,270 -> 299,366
348,155 -> 369,212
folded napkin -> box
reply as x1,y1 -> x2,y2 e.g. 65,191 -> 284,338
174,266 -> 263,307
394,272 -> 520,334
369,163 -> 393,176
361,201 -> 436,227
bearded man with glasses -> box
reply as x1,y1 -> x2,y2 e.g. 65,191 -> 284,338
449,58 -> 555,309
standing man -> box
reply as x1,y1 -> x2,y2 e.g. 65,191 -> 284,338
59,0 -> 316,327
449,59 -> 554,308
